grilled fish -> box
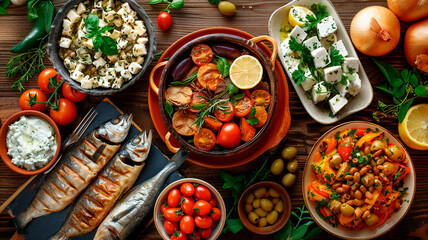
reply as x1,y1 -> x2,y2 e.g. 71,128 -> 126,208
93,148 -> 188,240
50,130 -> 152,240
15,114 -> 133,231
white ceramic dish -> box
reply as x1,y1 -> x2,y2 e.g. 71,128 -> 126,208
268,0 -> 373,124
302,121 -> 415,240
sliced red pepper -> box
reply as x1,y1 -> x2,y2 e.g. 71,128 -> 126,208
321,135 -> 337,155
337,136 -> 353,161
309,183 -> 331,198
355,128 -> 365,137
392,163 -> 411,185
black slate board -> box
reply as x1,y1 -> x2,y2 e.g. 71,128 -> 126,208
7,99 -> 182,240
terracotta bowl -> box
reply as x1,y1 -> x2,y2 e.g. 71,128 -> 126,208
0,110 -> 61,175
238,181 -> 291,235
302,121 -> 416,239
154,178 -> 226,240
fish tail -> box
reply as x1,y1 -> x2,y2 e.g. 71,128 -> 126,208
14,211 -> 32,231
50,230 -> 69,240
165,148 -> 188,174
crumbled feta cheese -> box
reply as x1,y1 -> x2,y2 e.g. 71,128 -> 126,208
342,57 -> 359,73
77,30 -> 87,41
117,8 -> 129,22
121,70 -> 132,79
128,62 -> 142,75
311,82 -> 330,103
71,70 -> 84,82
111,29 -> 121,40
99,77 -> 111,88
76,3 -> 86,15
311,47 -> 330,69
59,37 -> 72,48
289,25 -> 307,43
67,9 -> 81,23
105,68 -> 117,80
91,77 -> 100,88
117,38 -> 128,49
113,18 -> 124,27
98,20 -> 107,27
94,1 -> 102,9
317,16 -> 337,38
133,44 -> 146,57
324,66 -> 342,84
112,77 -> 124,89
114,61 -> 125,72
135,21 -> 146,36
303,36 -> 321,52
121,23 -> 132,35
128,29 -> 138,41
348,73 -> 362,96
93,58 -> 107,68
329,94 -> 348,115
330,40 -> 348,57
126,15 -> 135,23
107,54 -> 119,63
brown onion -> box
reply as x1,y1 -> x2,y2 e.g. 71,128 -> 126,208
405,18 -> 428,73
387,0 -> 428,22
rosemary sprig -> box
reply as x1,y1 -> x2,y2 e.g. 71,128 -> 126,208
192,90 -> 229,130
169,72 -> 198,86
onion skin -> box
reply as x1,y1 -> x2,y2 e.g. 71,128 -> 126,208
350,6 -> 400,56
405,18 -> 428,72
387,0 -> 428,22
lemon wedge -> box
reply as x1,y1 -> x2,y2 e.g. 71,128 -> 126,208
229,55 -> 263,89
398,103 -> 428,150
288,5 -> 315,27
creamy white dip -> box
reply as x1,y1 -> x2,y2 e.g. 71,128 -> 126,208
6,116 -> 57,170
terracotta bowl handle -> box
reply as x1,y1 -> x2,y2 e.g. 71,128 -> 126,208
149,61 -> 167,95
165,132 -> 180,153
249,36 -> 278,67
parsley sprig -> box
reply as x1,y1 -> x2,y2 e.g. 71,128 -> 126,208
329,46 -> 344,66
302,3 -> 329,32
84,14 -> 118,55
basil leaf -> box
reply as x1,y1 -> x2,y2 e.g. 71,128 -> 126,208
99,26 -> 114,34
93,35 -> 102,52
216,55 -> 230,77
223,181 -> 234,189
223,219 -> 244,234
301,226 -> 323,240
165,101 -> 173,118
85,13 -> 99,35
233,93 -> 245,100
275,221 -> 292,240
230,97 -> 237,106
191,103 -> 207,110
409,73 -> 419,88
0,0 -> 10,8
227,80 -> 239,94
208,0 -> 221,4
398,98 -> 414,123
371,58 -> 401,87
219,170 -> 234,183
393,86 -> 405,100
249,106 -> 256,117
149,0 -> 163,4
374,84 -> 393,95
41,1 -> 55,33
290,221 -> 313,240
0,6 -> 7,14
401,69 -> 410,83
414,85 -> 428,97
247,117 -> 259,126
170,0 -> 184,10
99,36 -> 118,55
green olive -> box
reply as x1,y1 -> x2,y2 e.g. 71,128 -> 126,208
340,203 -> 355,217
254,207 -> 268,217
269,188 -> 280,198
362,173 -> 375,187
282,147 -> 297,160
275,200 -> 284,213
248,212 -> 259,224
282,173 -> 296,187
266,210 -> 279,224
252,199 -> 261,208
253,187 -> 267,199
218,1 -> 236,17
383,162 -> 397,176
385,145 -> 404,162
260,198 -> 274,212
364,213 -> 379,226
245,193 -> 255,204
272,197 -> 280,205
270,159 -> 284,175
245,203 -> 253,213
370,140 -> 385,152
258,217 -> 268,227
287,159 -> 299,173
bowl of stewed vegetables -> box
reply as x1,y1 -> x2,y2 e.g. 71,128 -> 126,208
150,33 -> 278,157
303,121 -> 415,239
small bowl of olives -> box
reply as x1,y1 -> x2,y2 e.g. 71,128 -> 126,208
237,181 -> 291,234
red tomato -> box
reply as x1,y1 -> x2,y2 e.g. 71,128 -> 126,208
356,128 -> 365,137
338,136 -> 353,161
180,215 -> 195,234
161,202 -> 169,214
193,200 -> 212,216
189,231 -> 201,240
251,106 -> 268,128
197,63 -> 225,91
239,117 -> 256,142
217,122 -> 241,148
49,98 -> 77,125
168,189 -> 182,208
194,128 -> 216,151
181,196 -> 195,215
234,96 -> 253,117
209,207 -> 221,221
157,11 -> 172,30
164,208 -> 183,222
189,92 -> 207,113
198,228 -> 212,239
38,68 -> 62,93
171,230 -> 187,240
180,183 -> 195,197
203,116 -> 223,132
164,219 -> 179,235
208,198 -> 217,208
250,90 -> 271,108
214,102 -> 235,122
19,89 -> 47,111
194,185 -> 211,201
191,44 -> 213,66
62,82 -> 87,102
194,215 -> 212,229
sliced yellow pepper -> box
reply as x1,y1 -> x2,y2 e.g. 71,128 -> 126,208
356,132 -> 382,148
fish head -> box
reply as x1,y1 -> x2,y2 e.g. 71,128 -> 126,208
121,130 -> 153,163
98,114 -> 133,143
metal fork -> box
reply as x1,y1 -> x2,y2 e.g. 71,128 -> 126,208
61,107 -> 98,151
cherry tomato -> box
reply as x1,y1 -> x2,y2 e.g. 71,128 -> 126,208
180,215 -> 195,234
198,228 -> 212,239
161,202 -> 169,214
171,230 -> 187,240
193,200 -> 212,216
38,68 -> 62,93
164,219 -> 179,235
194,128 -> 216,151
234,96 -> 253,117
197,63 -> 225,91
209,207 -> 221,221
208,198 -> 217,208
356,128 -> 365,137
157,11 -> 172,30
217,122 -> 241,148
49,98 -> 77,125
239,117 -> 256,142
62,82 -> 87,102
189,231 -> 201,240
168,188 -> 182,208
191,44 -> 214,66
203,116 -> 223,132
19,89 -> 47,111
180,183 -> 195,197
338,136 -> 353,161
181,196 -> 195,215
194,215 -> 213,229
214,102 -> 235,122
194,185 -> 211,201
164,208 -> 183,222
189,92 -> 207,113
251,106 -> 268,128
250,90 -> 271,108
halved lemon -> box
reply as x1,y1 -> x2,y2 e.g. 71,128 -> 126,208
398,103 -> 428,150
288,5 -> 315,27
229,55 -> 263,89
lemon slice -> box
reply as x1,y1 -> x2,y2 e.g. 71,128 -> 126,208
288,5 -> 315,27
398,103 -> 428,150
229,55 -> 263,89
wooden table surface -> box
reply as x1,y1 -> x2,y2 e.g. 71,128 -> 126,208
1,0 -> 427,239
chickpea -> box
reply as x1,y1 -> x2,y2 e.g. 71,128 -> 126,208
269,188 -> 280,198
267,210 -> 279,224
353,199 -> 364,206
260,199 -> 274,212
254,187 -> 267,199
349,167 -> 359,175
383,162 -> 398,176
330,154 -> 342,168
282,147 -> 297,160
362,173 -> 375,187
385,145 -> 404,162
275,200 -> 284,213
365,213 -> 379,226
332,182 -> 342,190
287,159 -> 299,173
270,159 -> 284,175
371,140 -> 385,152
272,198 -> 280,205
254,208 -> 267,217
258,217 -> 268,227
245,193 -> 255,204
252,199 -> 261,208
245,203 -> 253,213
248,212 -> 259,224
354,190 -> 363,199
282,173 -> 296,188
340,203 -> 355,217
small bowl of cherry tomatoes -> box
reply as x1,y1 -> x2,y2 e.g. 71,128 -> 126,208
154,178 -> 226,240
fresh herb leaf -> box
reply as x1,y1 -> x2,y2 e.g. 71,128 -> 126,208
0,6 -> 7,14
191,103 -> 207,110
275,205 -> 321,240
170,0 -> 184,10
247,117 -> 259,126
84,14 -> 118,55
302,3 -> 328,31
301,226 -> 323,240
291,221 -> 313,240
27,0 -> 42,22
223,219 -> 244,234
169,71 -> 197,86
292,65 -> 306,86
216,55 -> 230,77
371,58 -> 401,87
154,50 -> 165,60
414,85 -> 428,97
398,98 -> 414,123
149,0 -> 163,4
374,83 -> 393,95
208,0 -> 220,4
249,106 -> 256,117
41,1 -> 55,33
99,35 -> 118,55
233,92 -> 245,100
0,0 -> 10,8
275,221 -> 292,240
165,101 -> 174,117
329,46 -> 344,66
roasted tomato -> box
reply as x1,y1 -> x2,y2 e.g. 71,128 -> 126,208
193,200 -> 212,215
251,89 -> 271,108
239,117 -> 256,142
251,106 -> 268,128
164,219 -> 179,235
19,89 -> 47,111
191,44 -> 213,66
194,128 -> 216,151
194,185 -> 211,201
214,102 -> 235,122
203,116 -> 223,131
62,82 -> 87,102
168,188 -> 182,208
189,92 -> 207,113
38,68 -> 62,93
165,86 -> 193,106
217,122 -> 241,148
197,63 -> 225,91
172,111 -> 199,136
180,215 -> 195,234
234,96 -> 253,117
49,98 -> 77,125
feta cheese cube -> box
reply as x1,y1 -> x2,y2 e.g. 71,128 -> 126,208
111,30 -> 121,40
113,18 -> 124,27
280,38 -> 293,56
80,76 -> 93,89
137,37 -> 148,45
311,47 -> 330,69
59,37 -> 72,48
117,38 -> 128,49
311,82 -> 330,103
62,19 -> 72,36
121,23 -> 132,35
75,63 -> 86,72
76,3 -> 86,15
70,70 -> 84,82
121,70 -> 132,79
329,94 -> 348,115
67,9 -> 81,23
112,77 -> 124,89
114,61 -> 125,72
94,1 -> 102,9
289,25 -> 307,43
320,33 -> 337,49
133,44 -> 146,57
324,66 -> 342,84
93,57 -> 107,68
303,36 -> 321,52
122,2 -> 132,13
135,21 -> 146,36
330,40 -> 348,57
335,79 -> 350,97
301,69 -> 316,92
126,15 -> 135,23
107,54 -> 119,63
317,16 -> 337,38
128,62 -> 142,74
98,19 -> 107,28
342,57 -> 359,73
103,10 -> 116,22
82,39 -> 93,49
117,8 -> 129,22
105,68 -> 117,80
99,77 -> 111,88
77,30 -> 87,41
64,57 -> 76,70
127,29 -> 138,41
91,77 -> 100,88
136,56 -> 144,65
348,73 -> 362,96
94,50 -> 102,60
